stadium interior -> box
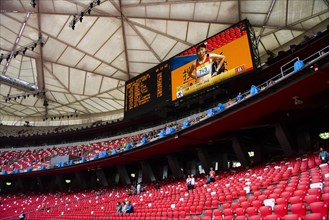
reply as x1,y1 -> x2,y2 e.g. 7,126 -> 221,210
1,0 -> 329,220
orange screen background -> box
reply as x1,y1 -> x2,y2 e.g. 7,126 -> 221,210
171,35 -> 254,101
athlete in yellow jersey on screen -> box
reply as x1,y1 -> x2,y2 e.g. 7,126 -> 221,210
188,43 -> 226,84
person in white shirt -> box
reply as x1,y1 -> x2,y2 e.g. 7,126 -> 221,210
186,175 -> 192,190
190,175 -> 195,190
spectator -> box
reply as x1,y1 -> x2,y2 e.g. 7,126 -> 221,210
115,202 -> 122,214
136,182 -> 141,194
250,157 -> 255,168
19,211 -> 25,220
207,167 -> 215,183
226,99 -> 233,106
121,201 -> 127,213
41,202 -> 46,210
155,182 -> 160,190
125,201 -> 134,213
186,175 -> 192,190
236,92 -> 243,102
141,184 -> 146,192
319,147 -> 329,164
190,174 -> 195,190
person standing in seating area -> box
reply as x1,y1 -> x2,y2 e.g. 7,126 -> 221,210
190,174 -> 195,190
186,175 -> 192,190
207,167 -> 216,183
319,147 -> 329,164
188,43 -> 226,84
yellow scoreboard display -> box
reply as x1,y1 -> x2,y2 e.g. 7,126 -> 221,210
170,21 -> 255,101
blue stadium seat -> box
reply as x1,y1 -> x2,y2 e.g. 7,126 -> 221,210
182,120 -> 191,129
111,148 -> 117,155
293,60 -> 304,72
250,85 -> 260,96
218,103 -> 225,112
141,136 -> 147,145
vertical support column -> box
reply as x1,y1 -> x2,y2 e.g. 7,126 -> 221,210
137,169 -> 143,184
167,155 -> 183,178
196,147 -> 211,173
55,175 -> 65,191
17,179 -> 24,192
36,177 -> 44,192
253,145 -> 263,165
232,137 -> 249,168
162,165 -> 168,180
218,153 -> 229,170
116,166 -> 131,185
0,181 -> 4,193
141,161 -> 156,182
75,172 -> 87,189
296,131 -> 312,153
190,160 -> 197,176
275,123 -> 294,156
114,173 -> 120,185
95,169 -> 109,187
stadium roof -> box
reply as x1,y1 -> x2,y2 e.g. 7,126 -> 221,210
0,0 -> 328,126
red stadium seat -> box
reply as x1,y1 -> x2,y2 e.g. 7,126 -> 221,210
204,210 -> 212,218
213,209 -> 222,217
304,194 -> 320,207
235,207 -> 245,216
290,203 -> 306,217
259,206 -> 272,218
304,213 -> 327,220
289,196 -> 303,204
276,197 -> 288,205
251,200 -> 262,209
322,193 -> 329,205
307,188 -> 322,197
282,214 -> 303,220
249,216 -> 262,220
274,204 -> 287,218
240,201 -> 250,210
309,201 -> 328,216
223,208 -> 233,217
246,207 -> 258,217
265,214 -> 280,220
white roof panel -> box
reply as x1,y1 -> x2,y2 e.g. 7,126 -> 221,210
0,0 -> 327,125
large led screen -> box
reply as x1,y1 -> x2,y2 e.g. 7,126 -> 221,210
170,20 -> 254,101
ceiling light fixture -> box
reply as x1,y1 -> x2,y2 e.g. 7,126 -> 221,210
1,38 -> 44,65
30,0 -> 37,8
69,0 -> 101,30
319,132 -> 329,140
